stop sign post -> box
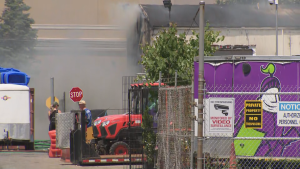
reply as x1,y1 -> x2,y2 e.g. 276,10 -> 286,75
70,87 -> 83,102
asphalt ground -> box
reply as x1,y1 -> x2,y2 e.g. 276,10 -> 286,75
0,152 -> 141,169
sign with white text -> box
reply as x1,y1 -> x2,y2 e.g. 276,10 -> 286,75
208,98 -> 235,135
277,102 -> 300,127
70,87 -> 83,102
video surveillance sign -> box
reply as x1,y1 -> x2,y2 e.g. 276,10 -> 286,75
208,98 -> 235,135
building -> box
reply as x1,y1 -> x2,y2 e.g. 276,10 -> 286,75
1,0 -> 299,140
140,3 -> 300,56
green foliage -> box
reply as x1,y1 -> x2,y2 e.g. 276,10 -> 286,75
190,23 -> 225,57
0,0 -> 37,68
141,107 -> 156,166
139,23 -> 224,86
216,0 -> 300,5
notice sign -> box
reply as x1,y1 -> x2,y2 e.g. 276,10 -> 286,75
244,100 -> 263,129
208,98 -> 235,134
277,102 -> 300,127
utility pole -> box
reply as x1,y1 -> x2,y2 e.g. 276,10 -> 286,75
275,0 -> 278,56
197,1 -> 205,169
269,0 -> 279,55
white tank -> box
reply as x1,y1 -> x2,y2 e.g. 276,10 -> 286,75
0,84 -> 30,140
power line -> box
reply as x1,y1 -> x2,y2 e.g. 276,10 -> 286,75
186,7 -> 200,35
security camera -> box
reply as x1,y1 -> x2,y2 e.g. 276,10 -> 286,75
268,0 -> 274,5
214,104 -> 229,116
268,0 -> 278,5
163,0 -> 172,9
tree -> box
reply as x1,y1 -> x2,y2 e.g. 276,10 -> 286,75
139,23 -> 224,86
0,0 -> 37,68
142,107 -> 157,168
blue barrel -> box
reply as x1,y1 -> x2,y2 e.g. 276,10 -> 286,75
26,75 -> 30,85
0,73 -> 4,83
0,68 -> 20,73
0,68 -> 8,73
3,72 -> 28,85
0,68 -> 20,83
0,69 -> 5,83
4,68 -> 20,72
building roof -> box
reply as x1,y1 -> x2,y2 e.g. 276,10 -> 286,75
141,4 -> 300,28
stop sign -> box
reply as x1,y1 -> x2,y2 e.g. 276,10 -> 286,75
70,87 -> 83,102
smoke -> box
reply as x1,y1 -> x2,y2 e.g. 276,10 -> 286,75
107,2 -> 144,74
0,1 -> 144,140
108,3 -> 141,31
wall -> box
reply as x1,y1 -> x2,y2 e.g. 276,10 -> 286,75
213,28 -> 300,56
0,0 -> 140,25
153,28 -> 300,56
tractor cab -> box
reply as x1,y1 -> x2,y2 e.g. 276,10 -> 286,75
129,82 -> 162,129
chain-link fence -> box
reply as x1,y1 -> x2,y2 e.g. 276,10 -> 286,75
124,86 -> 158,169
203,84 -> 300,169
56,112 -> 75,148
157,86 -> 193,169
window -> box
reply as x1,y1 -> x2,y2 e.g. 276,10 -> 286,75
148,88 -> 158,111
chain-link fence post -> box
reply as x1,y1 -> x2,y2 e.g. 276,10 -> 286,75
175,70 -> 177,87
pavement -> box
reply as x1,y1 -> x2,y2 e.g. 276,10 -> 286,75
0,152 -> 136,169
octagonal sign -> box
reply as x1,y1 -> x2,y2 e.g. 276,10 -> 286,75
70,87 -> 83,102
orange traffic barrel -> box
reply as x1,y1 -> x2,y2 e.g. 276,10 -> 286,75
48,130 -> 62,158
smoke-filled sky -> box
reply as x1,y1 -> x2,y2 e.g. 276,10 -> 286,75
0,2 -> 144,140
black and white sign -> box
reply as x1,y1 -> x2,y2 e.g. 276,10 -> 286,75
208,98 -> 235,135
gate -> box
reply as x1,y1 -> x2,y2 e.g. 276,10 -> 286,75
156,86 -> 193,169
126,85 -> 158,169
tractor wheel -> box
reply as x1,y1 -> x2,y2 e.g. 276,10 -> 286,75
109,141 -> 129,155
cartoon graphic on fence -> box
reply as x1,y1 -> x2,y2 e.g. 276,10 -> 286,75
234,63 -> 300,157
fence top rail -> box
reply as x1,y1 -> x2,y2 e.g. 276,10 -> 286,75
204,137 -> 300,140
159,86 -> 192,90
195,55 -> 300,62
206,92 -> 300,95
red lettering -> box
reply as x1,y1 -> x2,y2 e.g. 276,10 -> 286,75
212,120 -> 231,124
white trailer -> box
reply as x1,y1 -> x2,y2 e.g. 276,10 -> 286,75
0,84 -> 35,150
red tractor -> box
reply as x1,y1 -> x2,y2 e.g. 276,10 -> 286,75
91,83 -> 160,155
